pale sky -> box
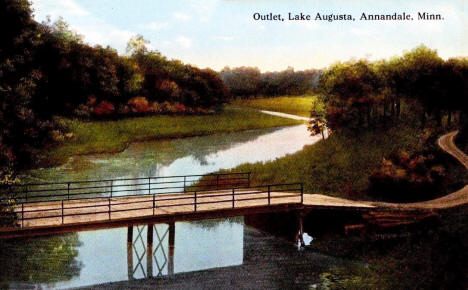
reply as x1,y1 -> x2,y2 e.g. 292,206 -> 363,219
30,0 -> 468,71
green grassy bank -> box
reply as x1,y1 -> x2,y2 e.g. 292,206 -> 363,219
232,95 -> 319,117
217,122 -> 429,199
45,107 -> 302,166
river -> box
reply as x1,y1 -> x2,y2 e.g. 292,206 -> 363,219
23,123 -> 320,184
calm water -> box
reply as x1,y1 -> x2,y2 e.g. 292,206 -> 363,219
2,211 -> 467,289
0,218 -> 347,289
23,124 -> 320,183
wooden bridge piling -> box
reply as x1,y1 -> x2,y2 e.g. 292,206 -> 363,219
168,222 -> 175,275
147,224 -> 154,278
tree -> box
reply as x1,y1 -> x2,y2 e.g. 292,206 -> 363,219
0,0 -> 59,172
317,60 -> 380,131
397,46 -> 444,126
126,34 -> 150,56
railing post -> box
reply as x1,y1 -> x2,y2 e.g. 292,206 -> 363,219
194,191 -> 197,212
148,177 -> 151,195
232,188 -> 235,208
21,202 -> 24,228
216,175 -> 219,190
300,183 -> 304,204
108,197 -> 111,220
67,182 -> 70,200
247,173 -> 251,187
183,176 -> 186,192
110,180 -> 113,198
268,185 -> 271,206
153,194 -> 155,215
61,200 -> 64,224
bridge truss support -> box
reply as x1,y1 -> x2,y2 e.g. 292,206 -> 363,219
127,222 -> 175,280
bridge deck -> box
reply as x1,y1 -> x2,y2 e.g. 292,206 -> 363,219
18,189 -> 303,228
0,189 -> 374,238
0,188 -> 300,237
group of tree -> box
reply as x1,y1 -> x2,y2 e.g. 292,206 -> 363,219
219,66 -> 320,98
314,46 -> 468,134
0,0 -> 229,175
314,46 -> 468,202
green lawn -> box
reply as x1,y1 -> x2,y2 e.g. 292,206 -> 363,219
45,107 -> 302,166
232,95 -> 319,117
217,122 -> 427,199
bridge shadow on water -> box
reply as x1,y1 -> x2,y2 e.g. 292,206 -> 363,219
82,217 -> 345,289
0,211 -> 357,289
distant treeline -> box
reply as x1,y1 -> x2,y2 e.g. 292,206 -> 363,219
0,0 -> 228,172
313,46 -> 468,133
219,66 -> 320,98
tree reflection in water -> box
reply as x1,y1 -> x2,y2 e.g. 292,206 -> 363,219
0,234 -> 82,288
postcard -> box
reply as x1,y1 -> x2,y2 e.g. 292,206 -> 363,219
0,0 -> 467,289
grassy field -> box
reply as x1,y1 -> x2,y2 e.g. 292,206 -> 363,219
45,107 -> 302,165
232,95 -> 319,117
217,122 -> 429,200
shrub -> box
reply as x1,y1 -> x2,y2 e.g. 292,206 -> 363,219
160,101 -> 174,113
172,102 -> 187,113
73,104 -> 92,118
93,100 -> 115,116
0,172 -> 19,227
128,96 -> 153,113
368,150 -> 447,202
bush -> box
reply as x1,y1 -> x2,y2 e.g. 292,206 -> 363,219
172,102 -> 187,114
73,104 -> 92,118
368,150 -> 447,202
93,100 -> 115,116
128,96 -> 153,113
0,172 -> 19,227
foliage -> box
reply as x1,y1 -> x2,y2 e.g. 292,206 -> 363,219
314,46 -> 468,200
368,149 -> 447,202
0,234 -> 82,285
0,0 -> 63,174
0,0 -> 230,173
0,171 -> 19,227
219,66 -> 320,98
316,46 -> 468,134
130,48 -> 229,109
93,100 -> 115,116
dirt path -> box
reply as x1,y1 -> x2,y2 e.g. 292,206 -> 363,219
374,131 -> 468,210
305,131 -> 468,211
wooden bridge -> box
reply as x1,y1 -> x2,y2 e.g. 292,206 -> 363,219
2,131 -> 466,241
0,172 -> 374,238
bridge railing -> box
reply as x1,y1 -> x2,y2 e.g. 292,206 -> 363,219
1,172 -> 251,204
4,182 -> 303,228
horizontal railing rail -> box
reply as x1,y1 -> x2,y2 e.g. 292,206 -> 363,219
1,172 -> 252,204
3,182 -> 304,228
6,172 -> 251,187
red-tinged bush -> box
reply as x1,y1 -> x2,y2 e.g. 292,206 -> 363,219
93,100 -> 115,116
172,102 -> 187,113
368,150 -> 448,202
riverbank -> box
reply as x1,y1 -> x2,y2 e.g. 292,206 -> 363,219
231,95 -> 319,117
41,107 -> 302,167
218,121 -> 467,201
